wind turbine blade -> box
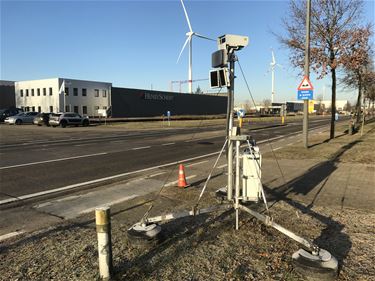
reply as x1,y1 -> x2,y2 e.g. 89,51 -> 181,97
177,36 -> 190,63
194,32 -> 216,41
271,50 -> 276,64
180,0 -> 193,32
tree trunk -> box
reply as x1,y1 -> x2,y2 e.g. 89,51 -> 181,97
355,73 -> 362,124
330,67 -> 336,139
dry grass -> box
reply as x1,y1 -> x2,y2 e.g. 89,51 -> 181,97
264,121 -> 375,164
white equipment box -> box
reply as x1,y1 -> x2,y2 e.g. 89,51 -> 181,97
242,148 -> 262,202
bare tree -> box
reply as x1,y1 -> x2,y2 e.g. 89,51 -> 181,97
363,71 -> 375,116
343,101 -> 352,113
194,86 -> 203,95
316,94 -> 324,114
263,98 -> 271,107
341,25 -> 373,124
278,0 -> 364,139
243,99 -> 253,113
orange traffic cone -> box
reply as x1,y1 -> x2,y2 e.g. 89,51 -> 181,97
177,164 -> 188,188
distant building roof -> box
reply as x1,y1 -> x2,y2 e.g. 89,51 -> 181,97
0,80 -> 15,86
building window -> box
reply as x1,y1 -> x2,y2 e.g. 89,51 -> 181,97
65,105 -> 70,112
94,89 -> 99,97
37,88 -> 40,96
20,90 -> 24,97
82,106 -> 87,114
73,88 -> 78,96
49,106 -> 53,113
43,88 -> 47,96
31,106 -> 35,112
31,89 -> 35,96
103,106 -> 107,110
26,89 -> 29,96
65,87 -> 69,96
38,106 -> 41,112
102,90 -> 107,97
73,106 -> 79,113
82,88 -> 87,96
49,87 -> 53,96
94,106 -> 100,112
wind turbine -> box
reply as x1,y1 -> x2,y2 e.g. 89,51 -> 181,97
177,0 -> 215,94
267,49 -> 283,103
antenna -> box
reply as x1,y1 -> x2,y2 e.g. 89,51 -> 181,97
177,0 -> 215,94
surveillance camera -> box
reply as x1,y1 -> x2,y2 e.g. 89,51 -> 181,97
217,34 -> 249,50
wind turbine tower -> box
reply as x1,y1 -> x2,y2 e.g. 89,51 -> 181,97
269,49 -> 282,103
177,0 -> 214,94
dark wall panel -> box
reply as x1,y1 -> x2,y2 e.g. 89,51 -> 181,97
111,87 -> 227,117
0,85 -> 16,108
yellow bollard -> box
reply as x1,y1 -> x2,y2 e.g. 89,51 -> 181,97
239,117 -> 243,128
281,116 -> 285,124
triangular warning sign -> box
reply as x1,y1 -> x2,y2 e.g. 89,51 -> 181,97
297,76 -> 314,90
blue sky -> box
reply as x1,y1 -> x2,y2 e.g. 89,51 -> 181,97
1,0 -> 374,104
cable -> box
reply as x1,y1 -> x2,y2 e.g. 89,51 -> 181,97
237,58 -> 257,110
237,56 -> 301,219
140,87 -> 226,222
195,138 -> 228,208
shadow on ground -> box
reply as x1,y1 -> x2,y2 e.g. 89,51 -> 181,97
263,137 -> 368,273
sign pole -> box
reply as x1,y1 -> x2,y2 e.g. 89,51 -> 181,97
303,0 -> 311,148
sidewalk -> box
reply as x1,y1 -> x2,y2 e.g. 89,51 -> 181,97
0,121 -> 374,281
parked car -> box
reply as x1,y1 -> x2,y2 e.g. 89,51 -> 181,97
49,112 -> 90,128
4,112 -> 38,125
33,112 -> 52,126
0,107 -> 23,122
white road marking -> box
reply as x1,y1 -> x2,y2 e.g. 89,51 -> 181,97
110,140 -> 125,143
0,151 -> 220,205
186,160 -> 209,167
162,142 -> 175,146
78,195 -> 138,215
0,231 -> 25,242
217,164 -> 228,169
31,148 -> 49,152
257,135 -> 285,144
164,175 -> 197,187
287,143 -> 294,146
148,172 -> 166,178
74,143 -> 93,147
184,137 -> 213,143
0,122 -> 337,205
131,146 -> 151,150
0,152 -> 108,170
273,147 -> 282,151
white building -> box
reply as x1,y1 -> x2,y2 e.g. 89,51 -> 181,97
320,100 -> 348,111
15,78 -> 112,116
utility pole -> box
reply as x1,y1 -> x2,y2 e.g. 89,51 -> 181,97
303,0 -> 311,148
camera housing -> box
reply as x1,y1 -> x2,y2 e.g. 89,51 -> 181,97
217,34 -> 249,50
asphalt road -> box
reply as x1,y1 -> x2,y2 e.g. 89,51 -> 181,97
0,116 -> 348,204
